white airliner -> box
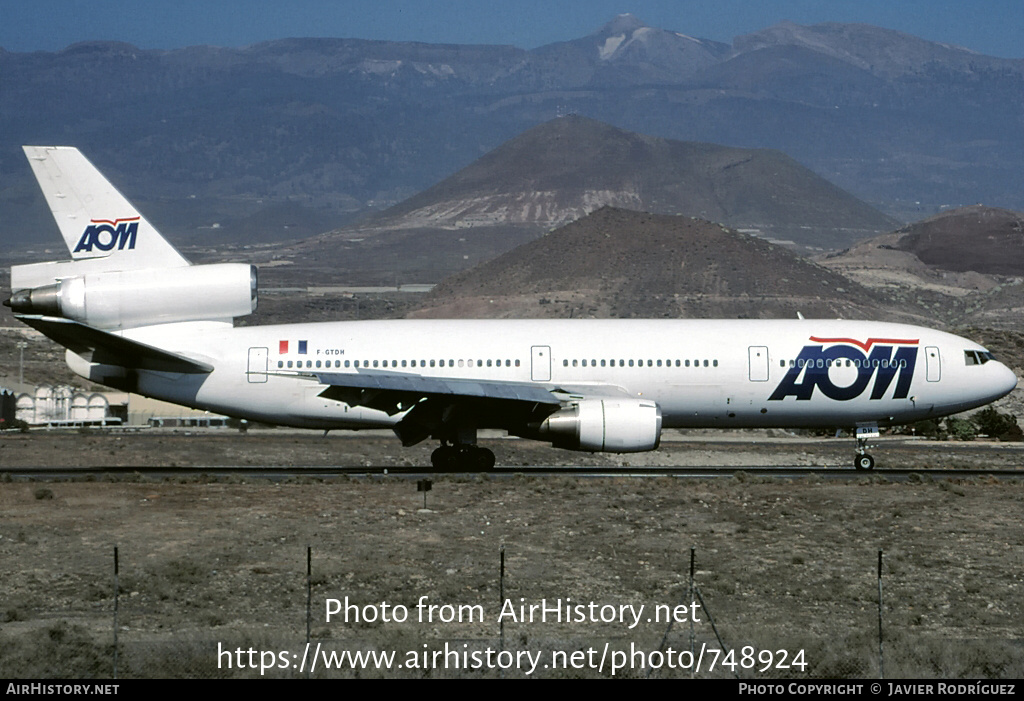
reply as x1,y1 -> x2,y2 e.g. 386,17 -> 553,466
7,147 -> 1018,470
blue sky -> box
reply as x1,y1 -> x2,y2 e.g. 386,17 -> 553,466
2,0 -> 1022,58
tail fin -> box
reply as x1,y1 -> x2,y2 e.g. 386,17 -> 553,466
23,146 -> 189,270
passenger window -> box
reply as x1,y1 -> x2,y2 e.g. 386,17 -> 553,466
629,360 -> 634,367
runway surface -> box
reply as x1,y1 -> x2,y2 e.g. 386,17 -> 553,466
3,464 -> 1022,480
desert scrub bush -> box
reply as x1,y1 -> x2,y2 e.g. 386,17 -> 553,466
945,417 -> 977,441
0,622 -> 111,678
971,406 -> 1022,441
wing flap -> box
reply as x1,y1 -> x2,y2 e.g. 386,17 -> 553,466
315,370 -> 561,414
16,314 -> 213,374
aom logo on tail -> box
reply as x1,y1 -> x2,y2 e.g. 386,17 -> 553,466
73,217 -> 140,254
769,337 -> 919,401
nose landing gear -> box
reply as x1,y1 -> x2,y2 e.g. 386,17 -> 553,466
854,423 -> 879,470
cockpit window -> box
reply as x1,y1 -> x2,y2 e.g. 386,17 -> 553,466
965,350 -> 996,366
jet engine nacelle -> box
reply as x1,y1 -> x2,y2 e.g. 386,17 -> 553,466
535,398 -> 662,453
8,263 -> 257,330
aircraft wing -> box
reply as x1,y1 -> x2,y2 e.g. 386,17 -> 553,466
314,370 -> 564,446
314,370 -> 561,415
15,315 -> 214,374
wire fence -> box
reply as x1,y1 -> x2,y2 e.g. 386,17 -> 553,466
2,544 -> 1021,679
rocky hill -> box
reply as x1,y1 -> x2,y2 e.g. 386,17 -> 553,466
819,205 -> 1024,329
891,206 -> 1024,275
352,116 -> 897,250
410,207 -> 924,322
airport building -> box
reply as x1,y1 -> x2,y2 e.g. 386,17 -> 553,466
8,382 -> 228,428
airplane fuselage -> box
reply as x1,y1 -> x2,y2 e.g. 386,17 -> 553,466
104,318 -> 1016,432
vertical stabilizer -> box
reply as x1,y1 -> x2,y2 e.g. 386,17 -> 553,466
23,146 -> 190,270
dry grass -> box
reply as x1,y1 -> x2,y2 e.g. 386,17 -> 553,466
0,436 -> 1022,678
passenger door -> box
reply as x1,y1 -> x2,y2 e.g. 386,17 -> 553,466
531,345 -> 551,382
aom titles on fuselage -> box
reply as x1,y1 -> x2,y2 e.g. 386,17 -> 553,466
7,146 -> 1017,470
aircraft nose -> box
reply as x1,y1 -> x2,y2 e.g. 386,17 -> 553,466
996,363 -> 1019,398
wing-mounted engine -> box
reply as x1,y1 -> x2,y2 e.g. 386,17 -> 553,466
520,398 -> 662,453
7,263 -> 257,330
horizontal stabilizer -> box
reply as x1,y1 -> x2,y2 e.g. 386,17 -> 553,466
16,315 -> 213,374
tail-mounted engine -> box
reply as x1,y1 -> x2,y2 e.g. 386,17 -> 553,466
7,263 -> 257,330
522,398 -> 662,453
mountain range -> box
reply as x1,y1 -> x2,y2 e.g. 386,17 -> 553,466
1,15 -> 1021,251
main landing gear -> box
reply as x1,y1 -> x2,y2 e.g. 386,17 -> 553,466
430,442 -> 496,471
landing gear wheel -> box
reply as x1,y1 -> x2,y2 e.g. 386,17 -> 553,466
431,445 -> 458,470
431,445 -> 495,471
474,447 -> 496,470
855,454 -> 875,471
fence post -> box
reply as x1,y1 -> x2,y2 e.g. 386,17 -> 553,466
499,544 -> 506,653
113,545 -> 119,680
689,546 -> 695,678
306,545 -> 313,679
306,545 -> 312,645
499,544 -> 506,679
877,549 -> 885,679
